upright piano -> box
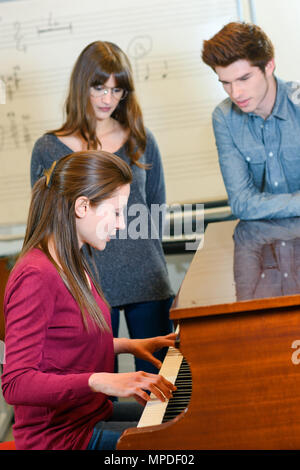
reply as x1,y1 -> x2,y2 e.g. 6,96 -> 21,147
117,218 -> 300,450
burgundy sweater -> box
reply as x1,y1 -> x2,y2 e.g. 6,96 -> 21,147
1,249 -> 114,450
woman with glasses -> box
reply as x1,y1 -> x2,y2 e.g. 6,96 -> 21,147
30,41 -> 174,374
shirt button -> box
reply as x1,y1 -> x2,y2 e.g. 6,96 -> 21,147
269,152 -> 273,157
246,157 -> 251,162
261,273 -> 265,278
284,272 -> 289,278
274,181 -> 279,187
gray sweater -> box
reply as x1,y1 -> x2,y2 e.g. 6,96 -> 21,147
30,130 -> 173,307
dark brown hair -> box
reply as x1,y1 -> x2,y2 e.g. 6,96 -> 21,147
202,22 -> 274,73
19,150 -> 132,331
51,41 -> 147,167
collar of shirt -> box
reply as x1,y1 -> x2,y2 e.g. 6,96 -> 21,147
247,76 -> 288,121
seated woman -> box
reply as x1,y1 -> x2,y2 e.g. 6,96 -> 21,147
1,150 -> 176,450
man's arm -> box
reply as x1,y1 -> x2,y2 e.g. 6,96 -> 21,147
213,107 -> 300,220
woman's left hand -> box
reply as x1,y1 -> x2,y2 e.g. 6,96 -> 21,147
123,333 -> 177,370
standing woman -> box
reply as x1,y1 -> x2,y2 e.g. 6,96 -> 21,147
30,41 -> 174,373
2,151 -> 176,450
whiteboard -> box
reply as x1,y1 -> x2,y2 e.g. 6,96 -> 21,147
254,0 -> 300,81
0,0 -> 238,226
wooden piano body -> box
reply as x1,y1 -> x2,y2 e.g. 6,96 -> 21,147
118,219 -> 300,450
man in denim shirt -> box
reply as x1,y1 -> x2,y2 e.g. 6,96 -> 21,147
202,22 -> 300,220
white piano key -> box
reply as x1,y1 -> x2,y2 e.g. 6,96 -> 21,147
137,347 -> 183,428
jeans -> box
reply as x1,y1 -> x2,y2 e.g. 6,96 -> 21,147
86,401 -> 143,451
111,297 -> 174,374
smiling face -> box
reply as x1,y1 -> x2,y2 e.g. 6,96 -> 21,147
75,183 -> 130,251
215,59 -> 276,119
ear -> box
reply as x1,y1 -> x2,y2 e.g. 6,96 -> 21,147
265,58 -> 275,76
75,196 -> 90,218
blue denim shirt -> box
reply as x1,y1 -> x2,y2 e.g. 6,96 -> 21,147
233,218 -> 300,301
213,77 -> 300,219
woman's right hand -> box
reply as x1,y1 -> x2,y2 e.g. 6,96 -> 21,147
88,371 -> 177,406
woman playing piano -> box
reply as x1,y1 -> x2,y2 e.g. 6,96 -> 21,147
1,151 -> 176,450
30,41 -> 174,374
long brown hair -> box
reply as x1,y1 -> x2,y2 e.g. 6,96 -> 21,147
19,150 -> 132,331
202,22 -> 274,73
51,41 -> 147,167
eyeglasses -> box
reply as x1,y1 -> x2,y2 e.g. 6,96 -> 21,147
90,85 -> 128,100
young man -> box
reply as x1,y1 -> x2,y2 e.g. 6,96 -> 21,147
202,22 -> 300,220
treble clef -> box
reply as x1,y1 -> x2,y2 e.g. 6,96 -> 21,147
127,36 -> 153,82
14,22 -> 26,52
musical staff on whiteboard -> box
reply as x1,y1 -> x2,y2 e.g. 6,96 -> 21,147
143,100 -> 215,131
0,174 -> 30,202
0,0 -> 235,52
36,12 -> 73,36
1,51 -> 207,102
0,66 -> 21,101
165,149 -> 221,179
0,0 -> 236,225
0,97 -> 215,153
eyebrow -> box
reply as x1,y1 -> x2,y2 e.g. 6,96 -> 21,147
219,72 -> 252,84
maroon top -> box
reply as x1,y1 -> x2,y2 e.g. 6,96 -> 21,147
1,249 -> 114,450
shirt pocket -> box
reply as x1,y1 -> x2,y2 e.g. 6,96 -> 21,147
280,148 -> 300,191
242,150 -> 266,190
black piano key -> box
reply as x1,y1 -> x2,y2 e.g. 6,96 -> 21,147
162,358 -> 192,423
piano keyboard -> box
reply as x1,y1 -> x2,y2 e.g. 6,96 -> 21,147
137,347 -> 192,428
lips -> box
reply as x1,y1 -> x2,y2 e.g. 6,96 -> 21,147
98,107 -> 111,112
236,98 -> 250,108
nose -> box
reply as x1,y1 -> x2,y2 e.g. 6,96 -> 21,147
117,211 -> 126,231
102,89 -> 113,104
230,82 -> 242,100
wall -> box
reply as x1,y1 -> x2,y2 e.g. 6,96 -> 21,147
0,0 -> 238,226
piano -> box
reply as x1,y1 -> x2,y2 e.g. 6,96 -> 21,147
137,345 -> 191,428
117,218 -> 300,449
